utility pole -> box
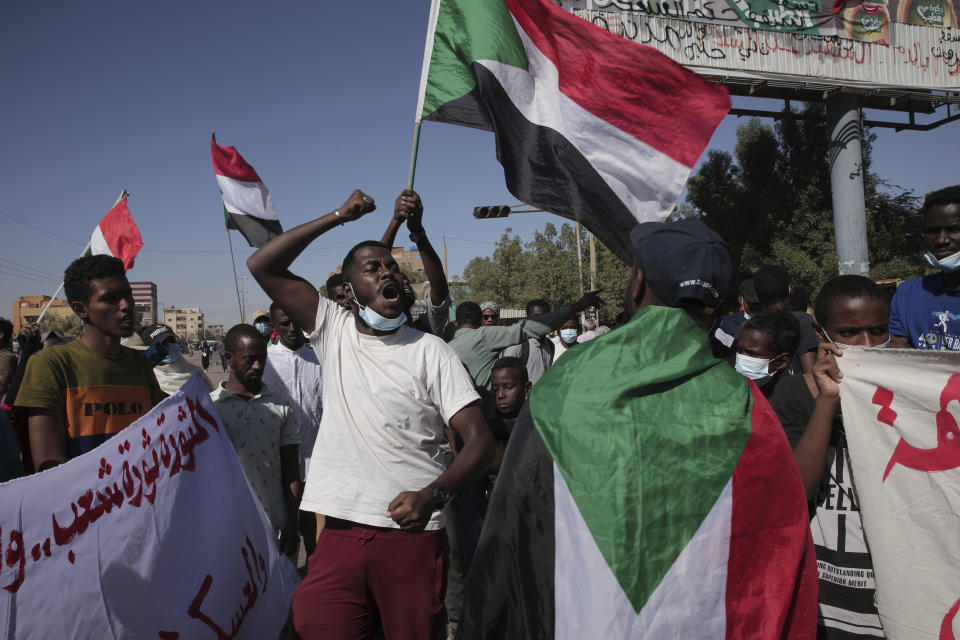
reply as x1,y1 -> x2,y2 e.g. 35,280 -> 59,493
575,221 -> 585,297
827,94 -> 870,276
443,233 -> 449,277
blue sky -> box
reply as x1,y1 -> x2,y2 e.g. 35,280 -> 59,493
1,1 -> 956,328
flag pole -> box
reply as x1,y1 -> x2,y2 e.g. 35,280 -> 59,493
225,227 -> 245,324
35,189 -> 128,326
406,120 -> 422,189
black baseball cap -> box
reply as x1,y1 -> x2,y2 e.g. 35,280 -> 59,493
629,219 -> 731,308
140,324 -> 177,345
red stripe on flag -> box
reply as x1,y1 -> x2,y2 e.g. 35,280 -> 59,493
100,199 -> 143,271
726,383 -> 818,639
211,136 -> 262,182
506,0 -> 730,168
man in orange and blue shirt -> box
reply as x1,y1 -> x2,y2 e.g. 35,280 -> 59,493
15,255 -> 164,471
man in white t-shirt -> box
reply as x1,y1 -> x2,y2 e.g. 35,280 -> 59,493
248,188 -> 494,640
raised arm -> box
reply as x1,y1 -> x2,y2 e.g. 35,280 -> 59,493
482,292 -> 602,352
247,190 -> 376,333
399,190 -> 449,305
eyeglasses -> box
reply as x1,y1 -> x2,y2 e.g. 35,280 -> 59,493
482,314 -> 497,320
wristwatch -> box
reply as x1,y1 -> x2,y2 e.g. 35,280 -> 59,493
427,482 -> 450,511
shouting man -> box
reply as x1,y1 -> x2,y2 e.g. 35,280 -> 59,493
247,188 -> 494,639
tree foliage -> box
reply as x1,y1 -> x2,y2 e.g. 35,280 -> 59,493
40,312 -> 83,338
460,222 -> 631,317
684,104 -> 923,298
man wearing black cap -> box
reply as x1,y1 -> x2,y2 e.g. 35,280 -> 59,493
459,219 -> 816,638
624,219 -> 732,323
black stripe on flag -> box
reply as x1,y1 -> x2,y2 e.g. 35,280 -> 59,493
458,402 -> 555,640
226,212 -> 283,248
473,63 -> 641,263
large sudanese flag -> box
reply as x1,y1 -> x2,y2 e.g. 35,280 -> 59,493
459,306 -> 818,639
84,192 -> 143,271
211,133 -> 283,248
415,0 -> 731,262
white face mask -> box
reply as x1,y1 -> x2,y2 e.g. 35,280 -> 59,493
349,283 -> 407,332
734,353 -> 773,383
924,249 -> 960,273
825,331 -> 890,350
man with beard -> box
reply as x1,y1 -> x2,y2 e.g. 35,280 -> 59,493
247,188 -> 493,639
212,323 -> 300,554
381,189 -> 451,337
262,302 -> 323,556
15,255 -> 164,471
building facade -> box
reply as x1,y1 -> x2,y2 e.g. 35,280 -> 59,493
130,281 -> 158,328
11,295 -> 75,335
162,307 -> 205,342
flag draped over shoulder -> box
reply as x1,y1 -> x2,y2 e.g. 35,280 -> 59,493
460,306 -> 817,639
84,194 -> 143,271
211,134 -> 282,248
837,349 -> 960,639
416,0 -> 731,262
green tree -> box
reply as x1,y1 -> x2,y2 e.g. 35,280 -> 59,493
460,222 -> 632,320
40,313 -> 83,338
685,103 -> 923,298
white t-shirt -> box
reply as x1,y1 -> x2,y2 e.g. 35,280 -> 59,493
301,297 -> 480,529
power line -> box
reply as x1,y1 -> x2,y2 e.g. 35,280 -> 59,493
0,257 -> 61,279
0,266 -> 62,286
0,208 -> 86,246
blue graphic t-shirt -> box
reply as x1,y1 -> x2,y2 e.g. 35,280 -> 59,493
889,274 -> 960,350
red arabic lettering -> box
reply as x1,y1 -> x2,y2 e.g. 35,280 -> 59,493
872,386 -> 897,426
940,596 -> 960,639
3,528 -> 26,593
883,374 -> 960,481
185,537 -> 268,640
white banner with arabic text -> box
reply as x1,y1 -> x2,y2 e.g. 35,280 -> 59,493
838,349 -> 960,639
0,376 -> 300,639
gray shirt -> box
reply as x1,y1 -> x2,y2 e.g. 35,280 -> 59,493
501,337 -> 555,384
449,306 -> 574,391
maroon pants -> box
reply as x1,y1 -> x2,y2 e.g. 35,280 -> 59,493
293,518 -> 448,640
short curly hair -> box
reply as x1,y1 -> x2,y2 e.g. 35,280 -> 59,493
64,255 -> 126,304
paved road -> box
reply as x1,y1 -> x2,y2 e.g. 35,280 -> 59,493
183,352 -> 228,388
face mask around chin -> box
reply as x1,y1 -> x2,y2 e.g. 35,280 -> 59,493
350,284 -> 407,332
734,353 -> 773,383
254,322 -> 271,336
924,249 -> 960,273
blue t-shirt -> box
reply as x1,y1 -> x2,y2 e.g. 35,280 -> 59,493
889,274 -> 960,350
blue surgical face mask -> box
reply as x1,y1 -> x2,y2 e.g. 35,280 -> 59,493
161,343 -> 181,365
350,284 -> 407,332
255,322 -> 271,336
924,249 -> 960,273
559,329 -> 578,344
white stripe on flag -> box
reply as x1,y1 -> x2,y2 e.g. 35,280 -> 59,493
216,174 -> 279,221
477,21 -> 691,224
554,466 -> 730,639
89,225 -> 115,258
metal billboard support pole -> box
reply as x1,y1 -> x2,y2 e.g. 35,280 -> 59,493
826,94 -> 870,276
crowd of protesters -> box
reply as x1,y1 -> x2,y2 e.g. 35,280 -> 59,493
0,183 -> 958,639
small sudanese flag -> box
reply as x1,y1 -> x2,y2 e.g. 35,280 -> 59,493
211,134 -> 283,248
